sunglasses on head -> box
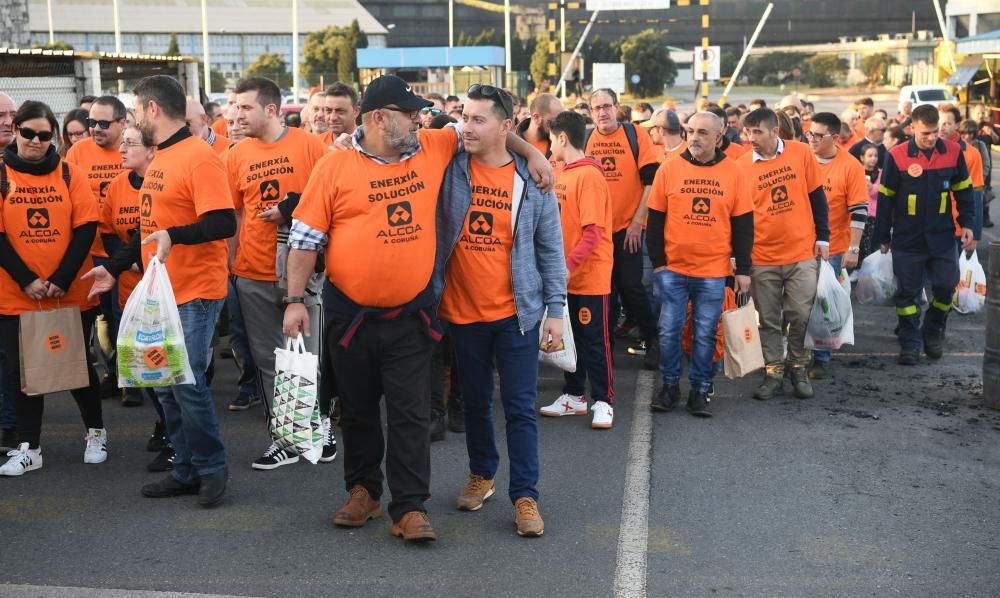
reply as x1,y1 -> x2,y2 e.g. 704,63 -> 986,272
86,118 -> 119,130
467,84 -> 512,119
18,127 -> 54,142
421,107 -> 442,116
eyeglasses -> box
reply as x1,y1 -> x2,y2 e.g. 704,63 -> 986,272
804,131 -> 831,141
467,84 -> 512,119
67,129 -> 89,139
18,127 -> 54,142
120,141 -> 146,149
420,107 -> 442,116
381,105 -> 420,118
86,118 -> 121,130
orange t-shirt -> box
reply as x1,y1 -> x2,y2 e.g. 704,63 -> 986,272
738,140 -> 824,266
227,127 -> 327,281
585,124 -> 660,232
0,160 -> 99,315
648,154 -> 753,278
293,128 -> 459,307
836,134 -> 861,152
209,133 -> 230,156
140,133 -> 233,304
211,119 -> 228,138
951,142 -> 985,235
438,160 -> 518,324
65,137 -> 125,258
555,161 -> 613,295
527,136 -> 550,157
723,141 -> 747,160
320,130 -> 335,147
662,141 -> 688,162
818,149 -> 868,256
100,171 -> 143,308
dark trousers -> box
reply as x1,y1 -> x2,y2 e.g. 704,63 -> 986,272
563,294 -> 614,404
610,229 -> 657,342
0,309 -> 103,448
431,333 -> 461,416
329,315 -> 433,522
893,248 -> 959,351
449,316 -> 541,502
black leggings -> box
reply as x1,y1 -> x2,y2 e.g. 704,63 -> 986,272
0,308 -> 103,448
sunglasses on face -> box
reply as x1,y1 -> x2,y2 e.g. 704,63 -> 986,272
467,84 -> 512,119
86,118 -> 120,130
421,107 -> 442,116
18,127 -> 54,142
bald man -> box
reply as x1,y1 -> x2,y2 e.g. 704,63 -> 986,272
0,92 -> 16,153
186,98 -> 229,155
515,93 -> 564,158
212,91 -> 236,137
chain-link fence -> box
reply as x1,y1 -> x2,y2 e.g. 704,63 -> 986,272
0,51 -> 78,120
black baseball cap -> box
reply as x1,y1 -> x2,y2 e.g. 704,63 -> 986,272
360,75 -> 432,114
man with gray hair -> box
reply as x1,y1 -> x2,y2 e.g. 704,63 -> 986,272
849,115 -> 887,167
0,92 -> 15,153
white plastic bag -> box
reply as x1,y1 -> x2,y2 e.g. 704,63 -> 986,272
538,304 -> 576,372
805,260 -> 855,350
855,250 -> 896,305
116,256 -> 196,387
953,250 -> 987,314
838,266 -> 851,298
271,335 -> 323,464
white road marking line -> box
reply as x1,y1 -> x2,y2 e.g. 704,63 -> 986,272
0,586 -> 261,598
837,352 -> 983,357
613,369 -> 656,598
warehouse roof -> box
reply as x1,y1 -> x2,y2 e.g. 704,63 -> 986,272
28,0 -> 388,35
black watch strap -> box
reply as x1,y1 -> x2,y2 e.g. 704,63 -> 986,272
283,296 -> 306,305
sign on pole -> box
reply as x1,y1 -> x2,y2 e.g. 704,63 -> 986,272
592,63 -> 626,94
587,0 -> 670,9
692,45 -> 721,81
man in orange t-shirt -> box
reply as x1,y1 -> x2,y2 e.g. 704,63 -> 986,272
739,108 -> 830,401
436,86 -> 565,534
807,112 -> 869,377
226,77 -> 332,470
211,91 -> 236,138
186,99 -> 229,155
647,112 -> 753,417
319,82 -> 360,147
514,93 -> 563,159
538,110 -> 615,424
586,88 -> 661,366
940,106 -> 986,248
640,109 -> 686,162
84,75 -> 236,506
65,95 -> 127,397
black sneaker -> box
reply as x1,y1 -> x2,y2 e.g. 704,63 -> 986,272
922,330 -> 944,360
650,384 -> 681,412
642,342 -> 660,371
121,390 -> 144,408
447,408 -> 465,433
252,443 -> 299,470
220,348 -> 236,359
686,389 -> 712,418
898,350 -> 920,366
0,428 -> 16,452
228,392 -> 261,412
142,475 -> 200,498
99,375 -> 119,399
707,382 -> 715,398
147,420 -> 166,452
430,411 -> 446,443
320,418 -> 338,463
627,340 -> 648,356
147,445 -> 175,472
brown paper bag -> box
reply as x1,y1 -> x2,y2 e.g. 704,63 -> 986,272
721,296 -> 765,380
19,306 -> 89,396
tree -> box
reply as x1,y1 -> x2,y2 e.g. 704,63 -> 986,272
32,40 -> 73,51
803,55 -> 848,88
860,52 -> 898,87
619,29 -> 676,96
720,51 -> 739,81
246,52 -> 291,89
529,35 -> 550,90
166,33 -> 181,57
341,19 -> 366,83
210,69 -> 227,92
744,51 -> 808,85
301,21 -> 366,86
585,35 -> 621,68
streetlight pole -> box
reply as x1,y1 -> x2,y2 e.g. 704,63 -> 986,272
560,0 -> 566,101
292,0 -> 299,102
504,0 -> 511,80
201,0 -> 211,95
449,0 -> 455,95
46,0 -> 54,44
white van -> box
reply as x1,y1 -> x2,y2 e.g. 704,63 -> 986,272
898,85 -> 955,112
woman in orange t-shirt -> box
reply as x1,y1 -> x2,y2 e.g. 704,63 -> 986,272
0,101 -> 107,477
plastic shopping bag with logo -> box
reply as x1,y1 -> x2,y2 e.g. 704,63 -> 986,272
271,335 -> 323,464
953,250 -> 987,314
721,294 -> 765,379
805,260 -> 855,350
539,304 -> 576,372
117,256 -> 196,387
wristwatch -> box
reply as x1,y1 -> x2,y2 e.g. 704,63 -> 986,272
848,246 -> 860,254
282,296 -> 305,305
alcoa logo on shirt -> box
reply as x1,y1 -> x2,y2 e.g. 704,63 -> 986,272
378,200 -> 422,244
682,197 -> 717,226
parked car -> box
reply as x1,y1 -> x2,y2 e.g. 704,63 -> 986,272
898,85 -> 956,112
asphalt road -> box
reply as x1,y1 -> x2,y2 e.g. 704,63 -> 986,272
2,134 -> 999,598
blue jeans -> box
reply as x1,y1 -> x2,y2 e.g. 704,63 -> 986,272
0,346 -> 13,429
813,253 -> 843,364
154,299 -> 227,483
653,270 -> 726,392
449,316 -> 541,503
226,277 -> 261,398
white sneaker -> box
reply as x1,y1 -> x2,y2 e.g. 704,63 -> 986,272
319,417 -> 338,463
0,443 -> 42,476
252,442 -> 299,470
84,428 -> 108,464
539,394 -> 588,417
591,402 -> 614,429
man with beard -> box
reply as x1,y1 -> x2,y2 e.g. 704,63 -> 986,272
515,93 -> 563,160
283,75 -> 553,543
185,99 -> 229,155
320,82 -> 360,146
306,91 -> 328,135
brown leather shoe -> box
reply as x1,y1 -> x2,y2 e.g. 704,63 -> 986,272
331,485 -> 381,527
390,511 -> 438,542
514,497 -> 544,537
